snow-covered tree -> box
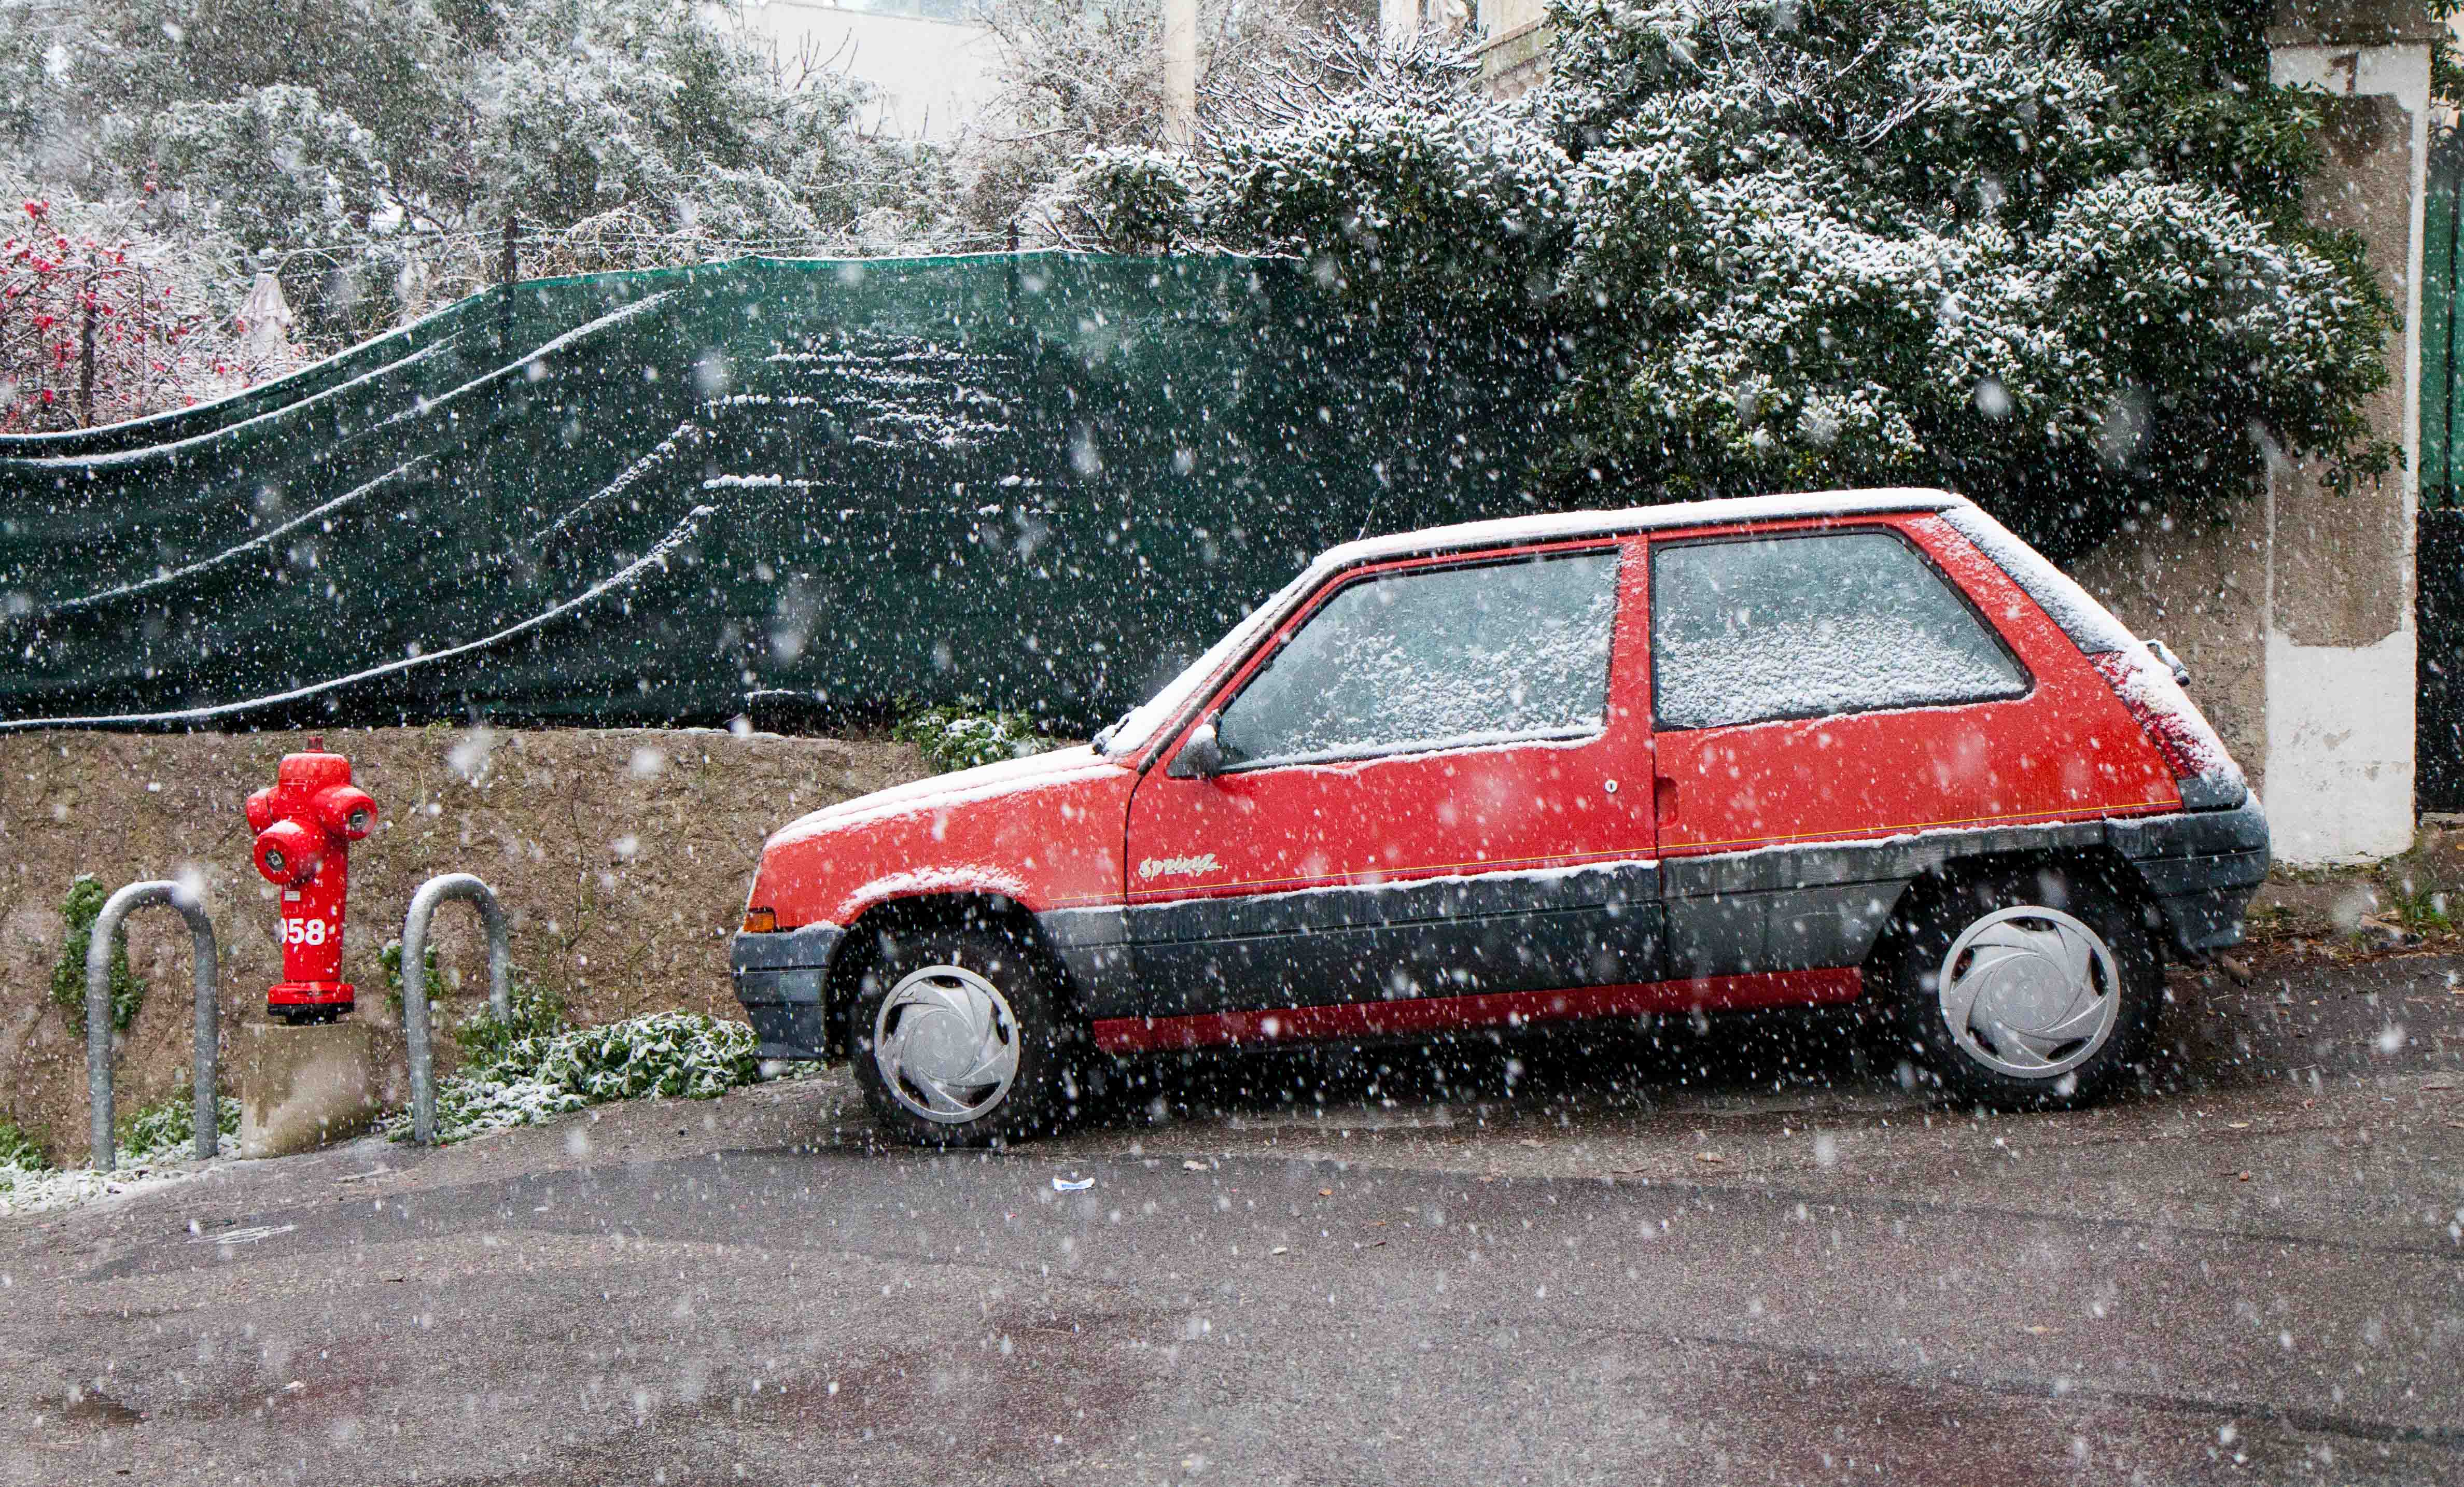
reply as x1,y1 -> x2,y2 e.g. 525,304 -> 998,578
1071,0 -> 2393,554
456,0 -> 918,254
2,0 -> 925,369
972,0 -> 1339,245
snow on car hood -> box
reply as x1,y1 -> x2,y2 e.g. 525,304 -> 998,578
766,745 -> 1120,848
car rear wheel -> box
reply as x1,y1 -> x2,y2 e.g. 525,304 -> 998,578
851,924 -> 1071,1147
1885,863 -> 2162,1109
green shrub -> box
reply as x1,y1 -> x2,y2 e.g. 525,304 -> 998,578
113,1087 -> 240,1166
450,980 -> 570,1070
892,698 -> 1060,774
400,1004 -> 762,1145
1084,0 -> 2397,560
535,1013 -> 762,1103
0,1116 -> 49,1173
376,935 -> 442,1019
49,875 -> 143,1035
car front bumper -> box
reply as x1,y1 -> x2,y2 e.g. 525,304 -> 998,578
730,923 -> 844,1060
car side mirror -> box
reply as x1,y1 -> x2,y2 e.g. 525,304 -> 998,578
1168,721 -> 1225,779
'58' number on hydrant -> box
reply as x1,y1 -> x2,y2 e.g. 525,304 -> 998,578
278,917 -> 334,947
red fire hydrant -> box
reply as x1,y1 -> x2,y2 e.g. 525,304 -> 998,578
244,737 -> 378,1022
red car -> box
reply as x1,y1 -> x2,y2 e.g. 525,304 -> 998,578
734,488 -> 2267,1145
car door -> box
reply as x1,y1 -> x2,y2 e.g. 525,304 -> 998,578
1114,538 -> 1661,1047
1645,518 -> 2087,981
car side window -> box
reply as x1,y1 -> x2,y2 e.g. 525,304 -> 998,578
1214,550 -> 1621,769
1651,529 -> 2027,731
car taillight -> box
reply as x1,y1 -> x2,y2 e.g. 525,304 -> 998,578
2084,649 -> 2249,813
742,906 -> 778,934
2089,651 -> 2203,779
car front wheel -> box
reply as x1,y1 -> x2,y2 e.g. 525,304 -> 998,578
852,925 -> 1070,1147
1886,864 -> 2162,1109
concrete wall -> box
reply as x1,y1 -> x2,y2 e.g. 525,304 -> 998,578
0,728 -> 926,1163
749,0 -> 1003,142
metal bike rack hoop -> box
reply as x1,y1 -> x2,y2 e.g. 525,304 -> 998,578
87,880 -> 220,1171
400,873 -> 512,1147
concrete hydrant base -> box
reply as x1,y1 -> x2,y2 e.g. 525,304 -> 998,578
240,1021 -> 380,1158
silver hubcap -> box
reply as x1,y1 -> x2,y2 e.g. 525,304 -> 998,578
872,964 -> 1020,1124
1936,906 -> 2122,1080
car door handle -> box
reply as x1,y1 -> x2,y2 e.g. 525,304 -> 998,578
1654,776 -> 1678,825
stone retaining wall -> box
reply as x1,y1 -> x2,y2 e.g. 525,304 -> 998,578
0,727 -> 926,1163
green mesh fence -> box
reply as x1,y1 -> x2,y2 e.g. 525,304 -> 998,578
0,254 -> 1549,733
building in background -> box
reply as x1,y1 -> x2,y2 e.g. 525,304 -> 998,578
750,0 -> 1005,142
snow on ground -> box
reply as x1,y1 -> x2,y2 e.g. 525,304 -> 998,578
0,1103 -> 240,1218
1,1011 -> 797,1216
0,1155 -> 226,1216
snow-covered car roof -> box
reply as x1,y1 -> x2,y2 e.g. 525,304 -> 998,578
1322,486 -> 1969,571
1099,487 -> 1972,759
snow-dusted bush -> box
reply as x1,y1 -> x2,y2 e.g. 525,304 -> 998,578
1073,0 -> 2392,555
970,0 -> 1319,244
403,996 -> 765,1146
1215,97 -> 1579,315
4,0 -> 926,362
1534,0 -> 2390,552
116,1089 -> 240,1161
894,699 -> 1063,773
1032,148 -> 1207,252
533,1014 -> 765,1103
107,85 -> 387,258
0,192 -> 281,432
0,1090 -> 237,1214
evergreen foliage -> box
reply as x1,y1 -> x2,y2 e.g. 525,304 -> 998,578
115,1087 -> 240,1161
1072,1 -> 2395,555
399,999 -> 764,1145
1,0 -> 927,374
377,935 -> 443,1020
449,979 -> 570,1069
0,1115 -> 48,1173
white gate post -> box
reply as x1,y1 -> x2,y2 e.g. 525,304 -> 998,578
2263,3 -> 2439,863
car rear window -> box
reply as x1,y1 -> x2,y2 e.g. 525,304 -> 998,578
1651,529 -> 2028,730
1936,503 -> 2143,656
1215,549 -> 1621,768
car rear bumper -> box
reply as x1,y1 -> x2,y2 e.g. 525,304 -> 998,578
2106,795 -> 2271,955
730,923 -> 844,1060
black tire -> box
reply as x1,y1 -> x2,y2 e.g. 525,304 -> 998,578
1882,859 -> 2162,1110
848,922 -> 1073,1148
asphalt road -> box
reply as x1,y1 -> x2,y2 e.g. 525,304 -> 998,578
3,947 -> 2459,1486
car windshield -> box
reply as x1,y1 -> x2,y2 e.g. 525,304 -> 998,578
1094,562 -> 1326,756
